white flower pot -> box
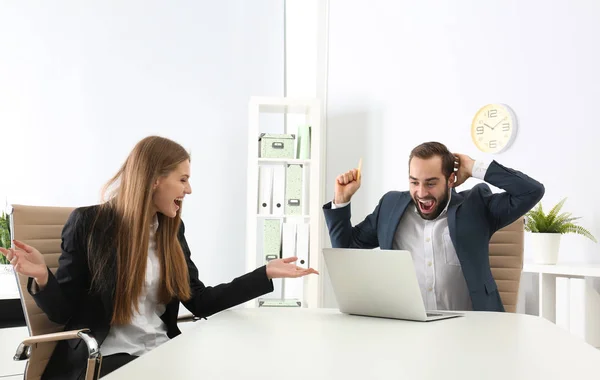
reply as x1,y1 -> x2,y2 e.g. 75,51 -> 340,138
529,233 -> 562,264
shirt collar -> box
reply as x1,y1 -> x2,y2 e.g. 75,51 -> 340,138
150,215 -> 159,233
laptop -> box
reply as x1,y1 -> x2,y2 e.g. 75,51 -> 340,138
322,248 -> 464,322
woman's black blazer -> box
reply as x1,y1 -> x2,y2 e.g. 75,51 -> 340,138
28,205 -> 273,380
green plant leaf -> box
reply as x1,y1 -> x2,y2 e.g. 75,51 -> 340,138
0,212 -> 10,264
525,198 -> 597,243
546,197 -> 566,226
562,224 -> 598,243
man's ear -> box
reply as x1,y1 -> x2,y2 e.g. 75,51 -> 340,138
448,172 -> 456,188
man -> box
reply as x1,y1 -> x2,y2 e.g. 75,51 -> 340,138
322,142 -> 544,312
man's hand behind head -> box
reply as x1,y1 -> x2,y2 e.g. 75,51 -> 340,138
452,153 -> 475,188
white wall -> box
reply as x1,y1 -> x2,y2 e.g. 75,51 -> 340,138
0,0 -> 284,286
322,0 -> 600,307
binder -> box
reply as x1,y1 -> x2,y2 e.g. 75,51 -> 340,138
268,278 -> 284,300
285,164 -> 302,216
271,165 -> 285,216
283,276 -> 303,301
262,219 -> 281,263
295,223 -> 309,269
258,166 -> 273,215
282,222 -> 309,302
296,125 -> 311,159
257,219 -> 282,300
282,222 -> 297,258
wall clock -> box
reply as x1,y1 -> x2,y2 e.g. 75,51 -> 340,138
470,103 -> 518,153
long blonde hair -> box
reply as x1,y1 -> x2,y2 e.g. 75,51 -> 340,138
90,136 -> 191,325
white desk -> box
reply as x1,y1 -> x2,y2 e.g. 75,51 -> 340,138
104,308 -> 600,380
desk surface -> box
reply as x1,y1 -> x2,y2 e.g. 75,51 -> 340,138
105,308 -> 600,380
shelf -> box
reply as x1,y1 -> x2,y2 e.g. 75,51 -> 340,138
257,298 -> 302,307
257,214 -> 310,219
522,263 -> 600,277
258,158 -> 311,165
249,96 -> 319,114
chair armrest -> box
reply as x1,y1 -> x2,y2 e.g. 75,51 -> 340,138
14,329 -> 100,361
177,313 -> 200,323
20,329 -> 89,345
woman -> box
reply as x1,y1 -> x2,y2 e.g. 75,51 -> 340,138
0,136 -> 317,380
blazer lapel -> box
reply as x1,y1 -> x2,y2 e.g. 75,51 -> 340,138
383,195 -> 411,249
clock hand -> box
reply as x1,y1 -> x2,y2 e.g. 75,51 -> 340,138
484,123 -> 493,130
491,116 -> 508,130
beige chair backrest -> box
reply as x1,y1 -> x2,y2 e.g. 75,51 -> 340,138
11,204 -> 75,380
488,217 -> 524,313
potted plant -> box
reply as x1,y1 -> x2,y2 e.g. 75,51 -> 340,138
525,198 -> 597,264
0,211 -> 10,265
0,210 -> 18,298
0,210 -> 25,326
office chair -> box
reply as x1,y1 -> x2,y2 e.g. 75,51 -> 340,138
9,204 -> 102,380
489,217 -> 525,313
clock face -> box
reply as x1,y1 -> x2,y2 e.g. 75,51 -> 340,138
470,104 -> 518,153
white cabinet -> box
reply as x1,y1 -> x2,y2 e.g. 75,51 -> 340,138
245,96 -> 325,308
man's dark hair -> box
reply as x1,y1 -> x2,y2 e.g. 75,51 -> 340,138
409,142 -> 455,179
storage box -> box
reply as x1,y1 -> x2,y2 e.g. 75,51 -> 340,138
259,133 -> 295,158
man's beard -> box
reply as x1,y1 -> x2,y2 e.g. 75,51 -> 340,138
412,185 -> 450,220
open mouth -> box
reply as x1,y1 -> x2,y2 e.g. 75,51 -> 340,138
417,198 -> 436,214
174,197 -> 183,210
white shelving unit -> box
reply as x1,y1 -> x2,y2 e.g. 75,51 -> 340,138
522,262 -> 600,348
245,96 -> 325,308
